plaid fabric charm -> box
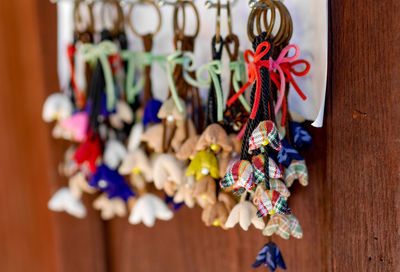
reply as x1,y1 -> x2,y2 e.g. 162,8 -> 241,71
256,190 -> 291,217
263,214 -> 291,239
221,160 -> 254,195
284,160 -> 308,187
248,121 -> 281,153
252,155 -> 283,184
269,179 -> 290,199
288,214 -> 303,239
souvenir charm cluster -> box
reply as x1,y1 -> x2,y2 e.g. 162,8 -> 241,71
43,0 -> 313,269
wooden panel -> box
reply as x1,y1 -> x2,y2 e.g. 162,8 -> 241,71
328,1 -> 400,271
0,1 -> 108,272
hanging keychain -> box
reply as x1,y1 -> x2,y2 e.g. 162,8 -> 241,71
222,0 -> 250,134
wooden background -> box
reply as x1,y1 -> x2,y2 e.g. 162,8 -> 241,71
0,0 -> 399,271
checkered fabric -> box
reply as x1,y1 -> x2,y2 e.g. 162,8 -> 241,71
221,160 -> 254,195
252,155 -> 283,184
284,160 -> 309,187
252,154 -> 266,184
248,121 -> 281,153
256,190 -> 291,217
288,214 -> 303,239
269,179 -> 290,199
263,214 -> 291,239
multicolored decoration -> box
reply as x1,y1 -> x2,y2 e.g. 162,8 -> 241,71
44,0 -> 317,269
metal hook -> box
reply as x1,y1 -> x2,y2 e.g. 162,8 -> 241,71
204,0 -> 237,9
157,0 -> 195,7
248,0 -> 270,8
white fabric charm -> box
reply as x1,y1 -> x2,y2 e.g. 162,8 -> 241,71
104,139 -> 128,169
224,201 -> 265,231
128,194 -> 173,227
42,93 -> 73,122
48,187 -> 87,218
127,123 -> 144,152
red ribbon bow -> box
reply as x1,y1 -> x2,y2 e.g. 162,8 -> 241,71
227,42 -> 310,124
227,42 -> 271,119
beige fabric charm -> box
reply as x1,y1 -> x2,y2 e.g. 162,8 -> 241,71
196,124 -> 232,153
171,119 -> 197,153
141,124 -> 164,153
225,198 -> 265,231
109,100 -> 134,129
93,194 -> 127,220
173,174 -> 195,208
157,97 -> 186,124
176,135 -> 200,160
152,154 -> 184,192
69,171 -> 96,199
193,176 -> 217,208
58,146 -> 78,177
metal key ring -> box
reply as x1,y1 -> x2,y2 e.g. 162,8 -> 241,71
100,0 -> 124,36
247,1 -> 275,42
269,0 -> 289,46
74,1 -> 95,34
255,0 -> 284,45
173,0 -> 200,40
274,0 -> 293,45
126,0 -> 162,38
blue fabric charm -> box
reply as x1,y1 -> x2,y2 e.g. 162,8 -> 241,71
252,242 -> 287,271
290,122 -> 312,149
89,164 -> 135,201
165,195 -> 184,211
143,99 -> 162,126
277,139 -> 304,168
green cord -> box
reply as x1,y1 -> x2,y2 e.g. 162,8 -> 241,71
80,41 -> 118,111
182,52 -> 224,122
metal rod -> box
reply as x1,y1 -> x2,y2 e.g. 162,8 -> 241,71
157,0 -> 195,7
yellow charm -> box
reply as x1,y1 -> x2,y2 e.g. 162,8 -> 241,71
269,209 -> 275,215
132,167 -> 141,175
213,219 -> 221,227
186,150 -> 219,180
262,139 -> 270,146
210,144 -> 220,152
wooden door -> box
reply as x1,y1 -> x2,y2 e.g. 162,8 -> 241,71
0,0 -> 398,271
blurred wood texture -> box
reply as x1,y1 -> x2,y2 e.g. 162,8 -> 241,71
0,0 -> 398,271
